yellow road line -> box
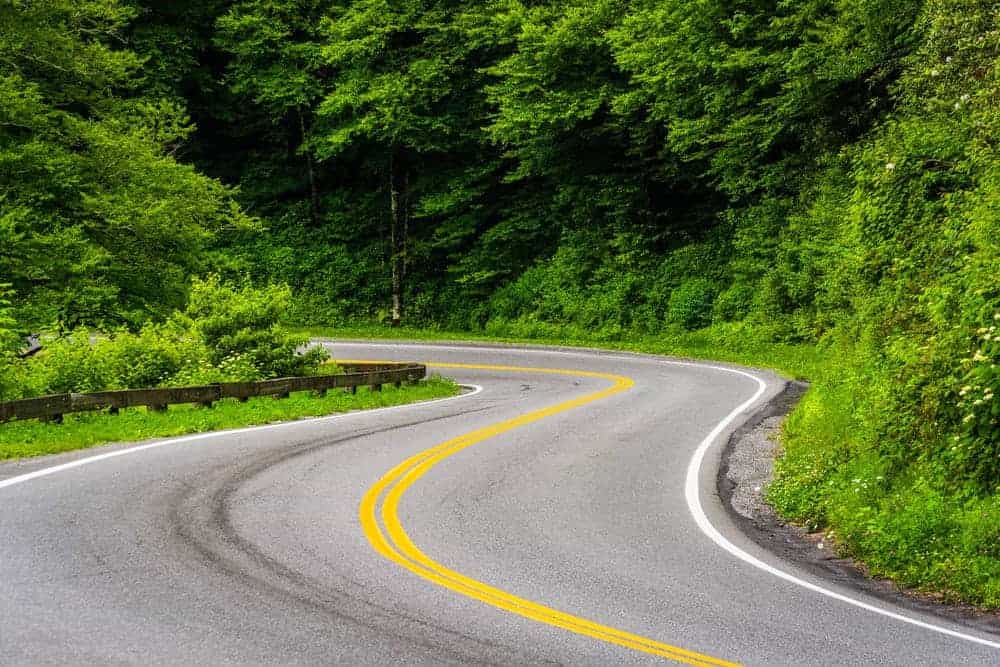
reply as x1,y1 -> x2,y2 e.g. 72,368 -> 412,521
352,360 -> 741,667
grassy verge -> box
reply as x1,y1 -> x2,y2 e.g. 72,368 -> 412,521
0,377 -> 460,461
307,323 -> 1000,610
303,323 -> 823,380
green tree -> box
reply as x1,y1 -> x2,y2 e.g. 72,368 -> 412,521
313,0 -> 495,326
215,0 -> 329,225
0,0 -> 246,330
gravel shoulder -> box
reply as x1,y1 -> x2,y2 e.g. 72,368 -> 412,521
718,380 -> 1000,637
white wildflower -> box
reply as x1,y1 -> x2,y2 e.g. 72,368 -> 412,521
974,350 -> 989,362
886,162 -> 896,170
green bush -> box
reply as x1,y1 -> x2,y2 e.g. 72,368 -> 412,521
952,312 -> 1000,490
20,332 -> 106,395
169,351 -> 261,386
667,279 -> 716,331
100,324 -> 194,390
0,286 -> 24,400
713,284 -> 755,322
182,276 -> 328,378
5,278 -> 328,398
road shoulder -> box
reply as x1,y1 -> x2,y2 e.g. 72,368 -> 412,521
718,381 -> 1000,637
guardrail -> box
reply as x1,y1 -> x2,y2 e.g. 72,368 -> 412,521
0,362 -> 427,424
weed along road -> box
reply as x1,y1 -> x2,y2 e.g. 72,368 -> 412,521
1,342 -> 998,665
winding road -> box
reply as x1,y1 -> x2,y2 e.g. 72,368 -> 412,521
1,342 -> 998,665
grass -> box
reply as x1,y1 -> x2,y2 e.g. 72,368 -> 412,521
0,377 -> 460,461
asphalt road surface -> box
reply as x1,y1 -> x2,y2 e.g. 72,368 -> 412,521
2,342 -> 998,665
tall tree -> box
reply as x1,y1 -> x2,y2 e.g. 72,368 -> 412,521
215,0 -> 329,225
610,0 -> 921,198
313,0 -> 494,326
0,0 -> 246,330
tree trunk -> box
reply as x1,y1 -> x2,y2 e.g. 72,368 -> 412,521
297,107 -> 321,227
389,150 -> 406,327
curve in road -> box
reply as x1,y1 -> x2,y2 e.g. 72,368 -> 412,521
1,342 -> 998,666
360,362 -> 734,666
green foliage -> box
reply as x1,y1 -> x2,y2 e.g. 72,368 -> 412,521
183,276 -> 328,378
713,285 -> 755,323
609,0 -> 920,197
102,323 -> 213,389
5,280 -> 326,398
0,286 -> 20,398
954,316 -> 1000,489
667,279 -> 716,331
24,333 -> 111,396
0,0 -> 248,331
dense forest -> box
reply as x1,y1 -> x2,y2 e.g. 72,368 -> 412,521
2,1 -> 999,606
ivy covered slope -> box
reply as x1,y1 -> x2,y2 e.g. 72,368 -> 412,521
3,1 -> 999,605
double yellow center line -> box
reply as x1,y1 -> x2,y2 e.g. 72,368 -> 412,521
356,361 -> 740,666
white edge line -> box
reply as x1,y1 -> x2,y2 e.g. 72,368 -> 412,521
680,362 -> 1000,651
0,384 -> 483,492
332,342 -> 1000,650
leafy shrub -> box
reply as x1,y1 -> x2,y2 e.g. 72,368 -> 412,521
713,284 -> 755,322
182,276 -> 327,378
952,312 -> 1000,490
169,351 -> 261,386
0,286 -> 23,399
28,332 -> 110,394
5,278 -> 328,397
667,279 -> 716,331
99,324 -> 196,390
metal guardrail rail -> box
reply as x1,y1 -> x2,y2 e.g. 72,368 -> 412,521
0,362 -> 427,424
